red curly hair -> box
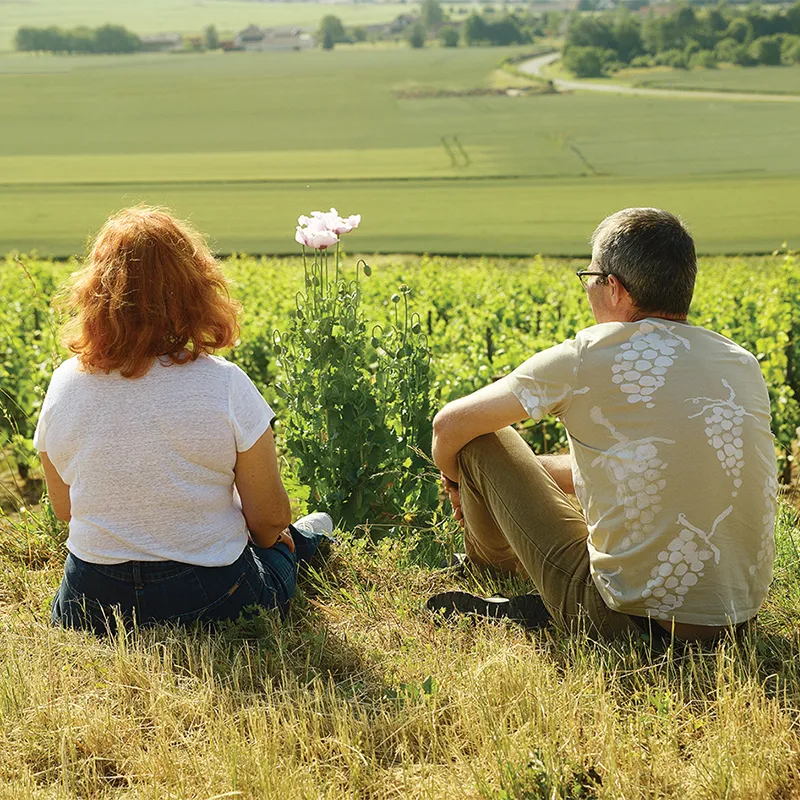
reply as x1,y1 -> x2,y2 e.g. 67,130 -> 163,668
61,207 -> 241,378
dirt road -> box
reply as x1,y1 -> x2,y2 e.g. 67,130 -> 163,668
519,52 -> 800,103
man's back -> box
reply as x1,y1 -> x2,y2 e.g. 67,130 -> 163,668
509,318 -> 777,625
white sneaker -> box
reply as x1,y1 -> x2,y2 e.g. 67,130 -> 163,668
292,512 -> 334,537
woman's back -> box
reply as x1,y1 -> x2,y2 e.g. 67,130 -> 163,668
36,354 -> 273,567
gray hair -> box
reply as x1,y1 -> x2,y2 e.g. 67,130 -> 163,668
590,208 -> 697,317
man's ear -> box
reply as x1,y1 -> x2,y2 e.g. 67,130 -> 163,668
608,274 -> 629,308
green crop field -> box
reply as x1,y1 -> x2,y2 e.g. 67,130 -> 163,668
0,0 -> 410,52
629,65 -> 800,96
1,47 -> 800,256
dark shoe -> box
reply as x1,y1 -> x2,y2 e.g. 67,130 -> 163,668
426,590 -> 550,630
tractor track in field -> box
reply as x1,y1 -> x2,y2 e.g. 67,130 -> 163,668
520,52 -> 800,103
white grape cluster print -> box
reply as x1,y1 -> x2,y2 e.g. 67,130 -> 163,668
686,379 -> 754,498
590,407 -> 674,551
516,385 -> 554,423
515,377 -> 588,423
750,460 -> 778,578
611,321 -> 691,408
643,505 -> 732,618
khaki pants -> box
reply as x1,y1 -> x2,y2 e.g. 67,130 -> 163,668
458,427 -> 639,639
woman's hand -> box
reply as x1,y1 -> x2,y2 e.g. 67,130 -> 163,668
273,528 -> 295,554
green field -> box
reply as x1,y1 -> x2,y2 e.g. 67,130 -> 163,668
0,0 -> 410,52
1,47 -> 800,255
630,65 -> 800,96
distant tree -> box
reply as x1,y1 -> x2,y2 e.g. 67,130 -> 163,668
726,17 -> 754,45
68,26 -> 95,53
421,0 -> 446,28
684,39 -> 701,57
690,49 -> 717,68
204,24 -> 219,51
750,34 -> 782,64
566,14 -> 615,51
675,4 -> 697,37
653,47 -> 688,68
321,28 -> 336,50
93,24 -> 139,53
742,6 -> 772,39
706,6 -> 728,34
563,45 -> 607,76
653,16 -> 687,52
714,36 -> 743,62
488,16 -> 526,45
352,26 -> 368,42
318,15 -> 347,45
785,36 -> 800,63
15,27 -> 41,51
789,1 -> 800,35
439,26 -> 460,46
462,13 -> 489,44
408,22 -> 426,47
612,10 -> 643,62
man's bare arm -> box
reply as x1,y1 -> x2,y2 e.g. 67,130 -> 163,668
538,454 -> 575,495
431,377 -> 528,482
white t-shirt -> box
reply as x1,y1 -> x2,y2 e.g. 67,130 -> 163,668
34,354 -> 275,567
507,319 -> 777,626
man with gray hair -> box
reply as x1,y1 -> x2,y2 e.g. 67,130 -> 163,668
429,208 -> 777,642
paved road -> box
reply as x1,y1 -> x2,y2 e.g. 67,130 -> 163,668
519,52 -> 800,103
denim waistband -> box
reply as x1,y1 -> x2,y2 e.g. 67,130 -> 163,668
72,551 -> 246,585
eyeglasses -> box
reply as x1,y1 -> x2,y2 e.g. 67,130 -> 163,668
576,270 -> 608,290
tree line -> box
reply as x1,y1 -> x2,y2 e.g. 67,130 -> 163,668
563,1 -> 800,77
318,0 -> 562,50
15,25 -> 141,54
15,24 -> 222,55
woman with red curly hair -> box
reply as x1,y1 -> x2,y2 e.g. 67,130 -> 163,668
35,207 -> 332,634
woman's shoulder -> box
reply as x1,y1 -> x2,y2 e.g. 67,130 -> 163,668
186,354 -> 255,385
49,356 -> 82,386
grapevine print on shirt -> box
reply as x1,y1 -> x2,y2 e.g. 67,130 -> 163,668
643,505 -> 733,619
686,379 -> 755,497
751,447 -> 778,578
611,321 -> 691,409
516,380 -> 588,423
590,407 -> 674,551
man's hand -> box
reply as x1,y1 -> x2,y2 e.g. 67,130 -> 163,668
442,472 -> 465,528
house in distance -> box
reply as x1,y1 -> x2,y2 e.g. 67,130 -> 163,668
232,24 -> 314,51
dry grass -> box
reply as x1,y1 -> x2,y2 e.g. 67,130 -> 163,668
2,505 -> 800,799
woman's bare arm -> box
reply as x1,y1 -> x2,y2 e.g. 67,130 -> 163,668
41,452 -> 71,521
234,427 -> 292,548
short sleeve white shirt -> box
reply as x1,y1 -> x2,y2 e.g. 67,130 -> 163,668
34,354 -> 275,566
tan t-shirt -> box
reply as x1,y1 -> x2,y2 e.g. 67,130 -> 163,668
507,318 -> 777,625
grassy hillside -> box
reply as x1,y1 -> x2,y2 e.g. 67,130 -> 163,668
2,499 -> 800,798
1,48 -> 799,256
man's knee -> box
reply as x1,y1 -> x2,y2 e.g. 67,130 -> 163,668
458,428 -> 519,475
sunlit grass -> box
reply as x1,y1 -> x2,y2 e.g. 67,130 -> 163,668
2,501 -> 800,798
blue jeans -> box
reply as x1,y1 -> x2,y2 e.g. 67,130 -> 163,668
51,538 -> 307,636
